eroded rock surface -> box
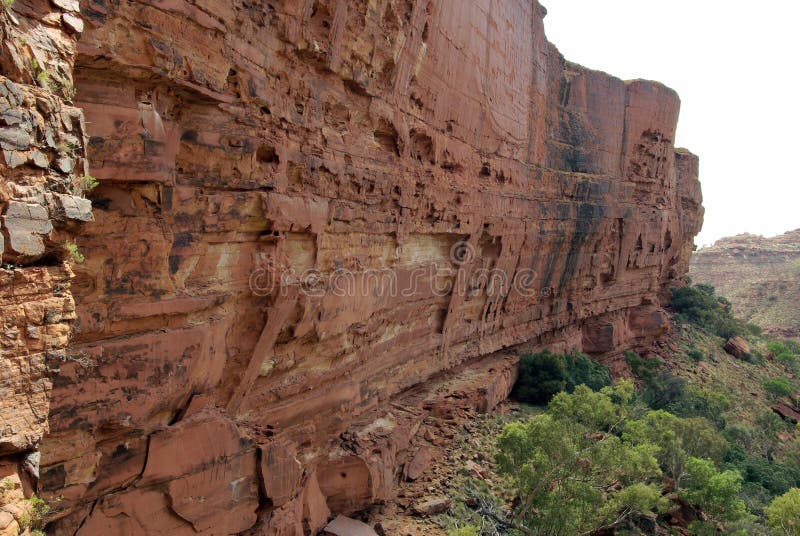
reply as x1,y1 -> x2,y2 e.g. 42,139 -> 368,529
1,0 -> 703,534
0,0 -> 93,530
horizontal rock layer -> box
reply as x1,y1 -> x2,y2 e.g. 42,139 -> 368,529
1,0 -> 702,534
690,229 -> 800,337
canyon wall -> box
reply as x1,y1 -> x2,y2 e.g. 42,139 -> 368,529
691,230 -> 800,338
0,1 -> 92,534
0,0 -> 703,534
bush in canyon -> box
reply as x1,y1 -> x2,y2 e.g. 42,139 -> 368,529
563,351 -> 613,392
765,488 -> 800,535
763,377 -> 793,399
511,350 -> 611,405
671,284 -> 748,340
511,350 -> 568,405
625,351 -> 730,427
496,381 -> 746,535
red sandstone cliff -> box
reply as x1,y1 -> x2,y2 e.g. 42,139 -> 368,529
0,1 -> 703,534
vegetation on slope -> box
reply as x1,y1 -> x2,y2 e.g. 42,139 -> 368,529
434,283 -> 800,535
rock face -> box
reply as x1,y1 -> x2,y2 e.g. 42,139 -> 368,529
0,0 -> 93,530
690,230 -> 800,337
0,1 -> 703,534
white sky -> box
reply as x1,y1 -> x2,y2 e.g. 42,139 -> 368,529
543,0 -> 800,246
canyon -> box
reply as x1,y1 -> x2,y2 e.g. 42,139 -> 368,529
690,229 -> 800,339
0,0 -> 703,534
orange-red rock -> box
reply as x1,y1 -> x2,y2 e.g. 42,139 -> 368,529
723,336 -> 751,359
0,0 -> 705,534
0,0 -> 93,528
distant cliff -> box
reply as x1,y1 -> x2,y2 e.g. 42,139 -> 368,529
1,1 -> 702,534
690,230 -> 800,338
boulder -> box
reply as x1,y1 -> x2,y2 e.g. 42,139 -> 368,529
772,402 -> 800,424
412,497 -> 451,516
724,336 -> 751,359
324,515 -> 378,536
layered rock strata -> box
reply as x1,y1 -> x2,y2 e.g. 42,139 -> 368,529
690,230 -> 800,337
0,0 -> 703,534
0,1 -> 92,532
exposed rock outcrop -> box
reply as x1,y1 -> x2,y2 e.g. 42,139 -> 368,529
0,0 -> 703,534
0,0 -> 93,529
690,230 -> 800,337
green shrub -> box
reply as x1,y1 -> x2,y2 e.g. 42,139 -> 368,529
664,385 -> 731,428
563,351 -> 612,392
447,527 -> 480,536
768,341 -> 791,356
625,351 -> 661,384
727,447 -> 800,498
743,349 -> 765,365
18,495 -> 50,532
745,323 -> 763,337
763,377 -> 793,399
65,241 -> 85,264
671,284 -> 747,339
79,173 -> 99,192
765,488 -> 800,535
512,350 -> 611,405
688,348 -> 706,362
512,350 -> 567,405
777,352 -> 799,371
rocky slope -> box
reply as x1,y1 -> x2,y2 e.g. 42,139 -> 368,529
690,230 -> 800,338
0,1 -> 702,534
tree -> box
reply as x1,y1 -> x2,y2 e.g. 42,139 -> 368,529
497,382 -> 664,535
623,411 -> 727,487
765,488 -> 800,535
681,457 -> 750,533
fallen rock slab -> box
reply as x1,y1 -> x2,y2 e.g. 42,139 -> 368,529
404,446 -> 433,481
324,515 -> 378,536
772,402 -> 800,423
412,497 -> 451,516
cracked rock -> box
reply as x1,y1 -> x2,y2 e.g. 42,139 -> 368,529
0,127 -> 31,151
56,155 -> 74,172
1,201 -> 53,257
51,0 -> 80,11
53,193 -> 92,222
62,13 -> 83,33
30,149 -> 49,168
3,149 -> 26,168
